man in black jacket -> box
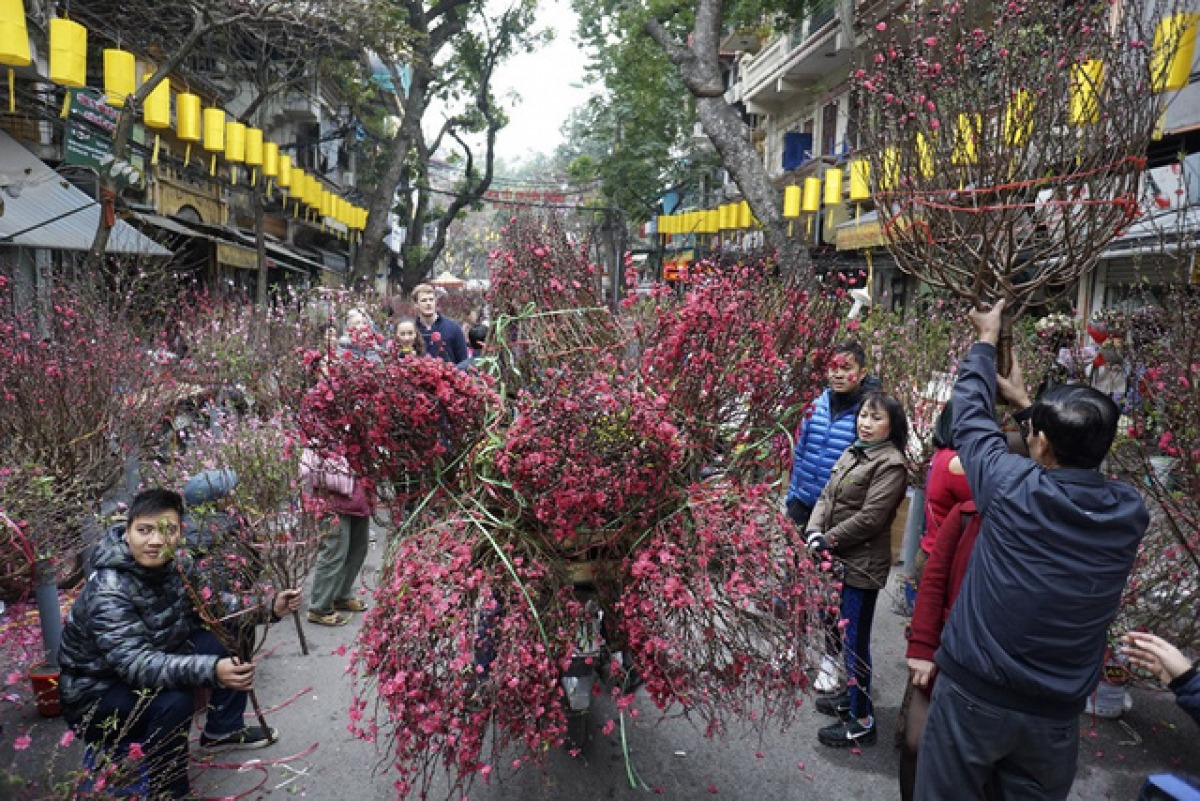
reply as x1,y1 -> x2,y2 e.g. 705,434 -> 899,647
59,488 -> 301,798
916,301 -> 1149,800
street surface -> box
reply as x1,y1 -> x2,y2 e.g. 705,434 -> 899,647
2,522 -> 1196,799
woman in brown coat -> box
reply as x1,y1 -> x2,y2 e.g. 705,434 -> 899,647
805,391 -> 909,749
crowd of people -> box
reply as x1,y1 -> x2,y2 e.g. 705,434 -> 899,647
788,301 -> 1198,799
51,294 -> 1197,799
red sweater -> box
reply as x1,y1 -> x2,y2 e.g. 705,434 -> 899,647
907,500 -> 979,663
921,448 -> 972,555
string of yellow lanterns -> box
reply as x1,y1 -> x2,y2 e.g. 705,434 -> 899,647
0,2 -> 371,237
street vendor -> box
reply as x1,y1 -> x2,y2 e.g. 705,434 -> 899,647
58,488 -> 301,799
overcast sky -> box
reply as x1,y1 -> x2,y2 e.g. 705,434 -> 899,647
490,0 -> 593,164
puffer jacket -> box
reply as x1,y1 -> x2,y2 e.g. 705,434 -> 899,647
807,441 -> 908,590
1170,668 -> 1200,727
786,378 -> 880,509
58,527 -> 219,724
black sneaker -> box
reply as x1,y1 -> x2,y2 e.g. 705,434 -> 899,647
817,718 -> 876,748
200,725 -> 277,752
815,691 -> 851,718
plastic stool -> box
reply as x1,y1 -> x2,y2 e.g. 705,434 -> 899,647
79,743 -> 151,797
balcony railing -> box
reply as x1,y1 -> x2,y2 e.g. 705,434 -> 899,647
738,0 -> 846,103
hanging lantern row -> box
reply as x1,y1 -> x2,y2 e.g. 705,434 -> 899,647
0,7 -> 370,234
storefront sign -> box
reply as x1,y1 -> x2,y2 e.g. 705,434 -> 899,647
64,89 -> 118,171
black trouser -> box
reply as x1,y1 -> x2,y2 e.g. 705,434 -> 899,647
916,672 -> 1079,800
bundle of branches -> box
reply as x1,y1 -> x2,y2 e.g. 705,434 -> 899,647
147,411 -> 325,653
0,282 -> 171,597
339,249 -> 839,796
638,260 -> 839,482
857,299 -> 976,486
486,213 -> 629,392
298,347 -> 495,510
854,0 -> 1187,371
352,519 -> 583,798
179,289 -> 327,415
1109,288 -> 1200,651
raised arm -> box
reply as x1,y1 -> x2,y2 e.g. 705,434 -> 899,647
952,302 -> 1027,514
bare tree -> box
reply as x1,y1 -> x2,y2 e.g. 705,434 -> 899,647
854,0 -> 1195,369
349,0 -> 542,292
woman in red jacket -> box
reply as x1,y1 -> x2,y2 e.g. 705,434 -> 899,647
900,499 -> 981,800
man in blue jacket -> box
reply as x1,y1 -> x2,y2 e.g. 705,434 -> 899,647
413,283 -> 469,364
916,301 -> 1149,800
785,340 -> 877,692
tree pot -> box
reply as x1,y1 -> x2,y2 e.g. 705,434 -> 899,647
28,662 -> 61,717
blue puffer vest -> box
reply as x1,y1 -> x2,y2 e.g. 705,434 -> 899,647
786,386 -> 870,508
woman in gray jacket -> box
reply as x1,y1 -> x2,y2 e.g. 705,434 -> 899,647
804,391 -> 909,749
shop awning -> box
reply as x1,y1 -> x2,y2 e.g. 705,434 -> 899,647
226,228 -> 323,275
0,131 -> 171,256
132,213 -> 215,241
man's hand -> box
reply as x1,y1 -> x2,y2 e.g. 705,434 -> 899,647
1122,632 -> 1193,686
805,531 -> 830,555
272,589 -> 302,618
968,299 -> 1006,346
907,657 -> 937,690
996,350 -> 1032,410
216,657 -> 255,691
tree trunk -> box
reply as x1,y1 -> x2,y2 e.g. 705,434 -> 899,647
355,77 -> 428,289
645,6 -> 812,278
34,557 -> 63,665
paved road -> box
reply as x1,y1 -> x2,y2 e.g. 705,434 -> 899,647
2,526 -> 1196,800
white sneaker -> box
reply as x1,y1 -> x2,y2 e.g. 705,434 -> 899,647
814,655 -> 843,694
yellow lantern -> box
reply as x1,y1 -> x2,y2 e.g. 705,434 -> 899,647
0,0 -> 31,114
1069,60 -> 1104,126
203,108 -> 225,152
656,215 -> 666,236
824,168 -> 844,205
1151,14 -> 1199,93
703,209 -> 719,234
225,121 -> 245,161
224,121 -> 245,185
176,93 -> 201,141
143,78 -> 169,128
291,166 -> 304,195
916,133 -> 935,179
952,113 -> 981,165
176,92 -> 201,165
262,142 -> 279,181
849,160 -> 870,201
142,77 -> 170,165
277,154 -> 292,188
878,147 -> 899,192
737,201 -> 751,229
202,108 -> 225,175
802,177 -> 822,213
49,18 -> 87,88
103,49 -> 135,108
783,185 -> 802,218
244,128 -> 263,167
292,169 -> 307,202
322,191 -> 334,219
1004,90 -> 1035,147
